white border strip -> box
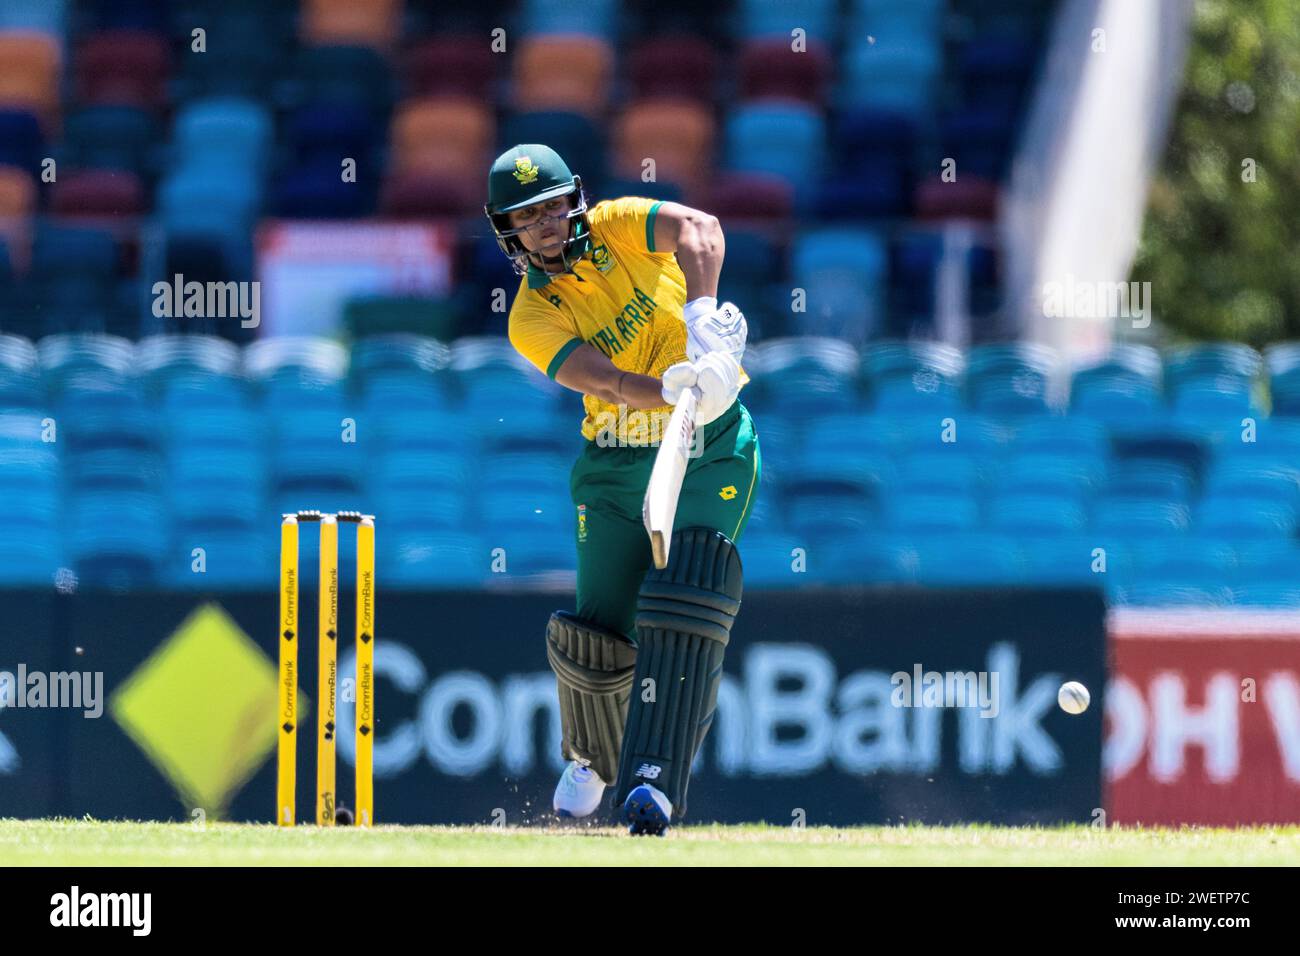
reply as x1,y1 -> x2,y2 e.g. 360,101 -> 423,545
1109,607 -> 1300,638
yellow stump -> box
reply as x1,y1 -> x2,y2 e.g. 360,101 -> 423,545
277,515 -> 299,827
317,514 -> 338,826
355,516 -> 375,827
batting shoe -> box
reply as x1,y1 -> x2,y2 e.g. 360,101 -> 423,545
553,762 -> 606,819
623,783 -> 673,836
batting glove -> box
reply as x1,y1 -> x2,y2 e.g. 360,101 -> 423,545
683,296 -> 747,365
660,360 -> 697,406
691,351 -> 742,426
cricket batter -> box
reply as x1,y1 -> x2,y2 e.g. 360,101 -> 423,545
484,144 -> 760,834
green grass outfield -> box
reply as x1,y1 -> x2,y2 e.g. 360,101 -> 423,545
1,819 -> 1297,865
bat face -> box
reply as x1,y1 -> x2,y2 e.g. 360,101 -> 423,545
642,389 -> 698,569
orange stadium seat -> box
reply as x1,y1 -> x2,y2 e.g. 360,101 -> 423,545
301,0 -> 402,50
389,97 -> 495,176
512,36 -> 613,118
0,31 -> 62,129
0,165 -> 36,218
614,99 -> 715,198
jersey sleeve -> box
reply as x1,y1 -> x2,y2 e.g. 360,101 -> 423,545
508,293 -> 585,380
590,196 -> 667,255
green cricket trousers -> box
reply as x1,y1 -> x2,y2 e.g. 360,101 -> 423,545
570,399 -> 761,640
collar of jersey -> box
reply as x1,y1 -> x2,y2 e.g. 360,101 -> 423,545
526,233 -> 594,289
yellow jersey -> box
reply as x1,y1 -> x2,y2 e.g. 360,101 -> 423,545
508,196 -> 743,445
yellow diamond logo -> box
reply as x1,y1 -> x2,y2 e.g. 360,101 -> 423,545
719,485 -> 738,500
110,603 -> 299,817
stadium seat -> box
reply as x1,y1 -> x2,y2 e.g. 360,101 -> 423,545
512,36 -> 613,119
790,228 -> 887,342
0,31 -> 62,130
966,342 -> 1059,416
739,39 -> 831,104
74,30 -> 170,109
300,0 -> 401,50
987,491 -> 1087,532
724,103 -> 825,205
613,99 -> 715,198
390,97 -> 494,177
405,35 -> 497,99
1091,496 -> 1190,535
627,36 -> 718,105
50,169 -> 146,217
520,0 -> 619,37
738,0 -> 837,44
0,108 -> 42,173
839,32 -> 941,112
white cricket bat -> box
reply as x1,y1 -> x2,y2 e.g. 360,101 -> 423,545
642,387 -> 698,569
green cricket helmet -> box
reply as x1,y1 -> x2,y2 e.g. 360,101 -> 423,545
484,143 -> 591,277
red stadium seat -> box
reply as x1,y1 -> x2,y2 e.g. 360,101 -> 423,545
379,170 -> 481,218
914,176 -> 999,221
739,38 -> 832,105
627,36 -> 718,105
75,31 -> 170,109
707,173 -> 794,221
405,36 -> 497,99
50,169 -> 147,217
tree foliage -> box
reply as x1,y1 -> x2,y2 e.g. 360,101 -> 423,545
1132,0 -> 1300,344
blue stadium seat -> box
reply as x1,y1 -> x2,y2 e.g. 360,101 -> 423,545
0,537 -> 64,586
67,491 -> 169,589
1116,583 -> 1234,608
173,97 -> 275,170
1018,536 -> 1112,586
993,452 -> 1102,496
738,0 -> 837,43
1264,341 -> 1300,415
884,491 -> 980,532
382,531 -> 487,588
966,342 -> 1058,416
736,532 -> 807,587
839,32 -> 941,112
521,0 -> 619,37
749,338 -> 862,414
896,452 -> 983,495
1196,496 -> 1297,537
724,103 -> 825,204
909,533 -> 1025,585
789,228 -> 887,342
862,340 -> 963,412
986,492 -> 1086,532
1091,497 -> 1190,535
165,528 -> 275,590
0,335 -> 42,406
784,486 -> 877,537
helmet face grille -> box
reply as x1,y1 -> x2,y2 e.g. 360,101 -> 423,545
486,183 -> 591,278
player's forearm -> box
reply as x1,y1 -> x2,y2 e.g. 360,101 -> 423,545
672,213 -> 724,299
599,371 -> 669,409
